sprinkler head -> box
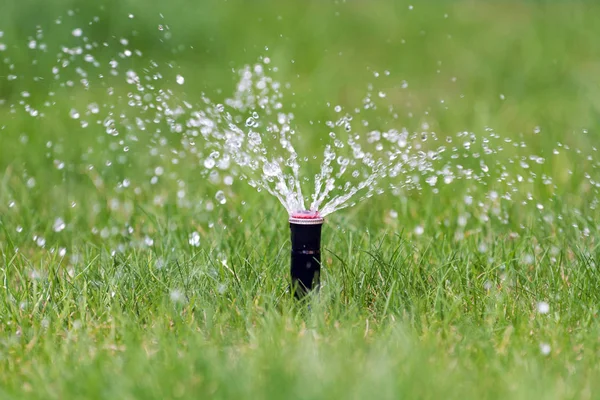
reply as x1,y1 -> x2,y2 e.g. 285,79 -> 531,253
289,210 -> 324,299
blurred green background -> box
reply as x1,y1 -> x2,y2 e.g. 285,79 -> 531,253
2,0 -> 600,136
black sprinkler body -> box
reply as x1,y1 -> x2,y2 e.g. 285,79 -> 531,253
289,211 -> 324,299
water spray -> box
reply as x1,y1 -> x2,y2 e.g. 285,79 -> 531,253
289,210 -> 324,299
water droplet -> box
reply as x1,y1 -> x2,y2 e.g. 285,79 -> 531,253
189,232 -> 201,247
170,289 -> 185,303
263,162 -> 281,177
53,218 -> 66,232
540,343 -> 551,356
537,301 -> 550,314
204,158 -> 216,169
215,190 -> 226,205
87,103 -> 100,114
176,75 -> 184,85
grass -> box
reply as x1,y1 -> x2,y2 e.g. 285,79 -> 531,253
1,0 -> 600,399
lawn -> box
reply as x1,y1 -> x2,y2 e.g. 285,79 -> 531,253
1,1 -> 600,399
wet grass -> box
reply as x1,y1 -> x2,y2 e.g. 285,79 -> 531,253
1,1 -> 600,399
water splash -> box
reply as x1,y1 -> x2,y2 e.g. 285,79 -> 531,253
176,62 -> 444,217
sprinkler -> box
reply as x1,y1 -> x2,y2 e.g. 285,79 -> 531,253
289,210 -> 324,299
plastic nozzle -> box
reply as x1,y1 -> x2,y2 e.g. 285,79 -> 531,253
289,211 -> 324,299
